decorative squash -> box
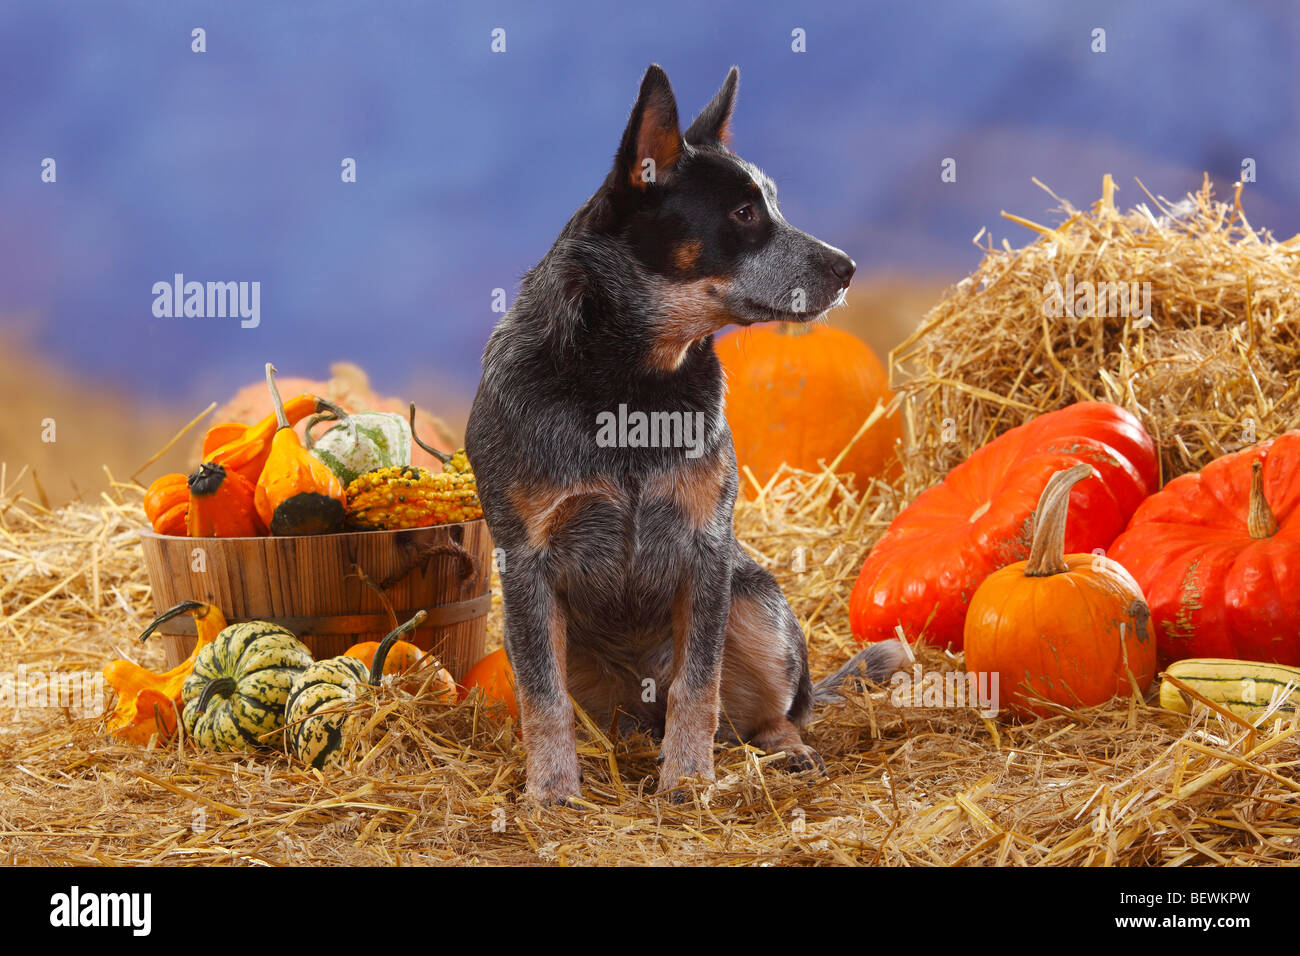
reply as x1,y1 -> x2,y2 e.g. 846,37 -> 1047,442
850,401 -> 1158,651
181,619 -> 315,751
714,323 -> 902,495
305,402 -> 412,487
459,648 -> 519,722
201,392 -> 320,485
1108,432 -> 1300,667
103,601 -> 227,745
144,473 -> 189,535
285,611 -> 428,770
963,464 -> 1156,718
208,362 -> 458,474
185,462 -> 263,537
254,363 -> 347,536
1159,658 -> 1300,722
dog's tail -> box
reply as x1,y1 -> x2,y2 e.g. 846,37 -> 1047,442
813,641 -> 910,706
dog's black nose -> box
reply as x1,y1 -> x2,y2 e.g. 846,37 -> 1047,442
829,252 -> 856,285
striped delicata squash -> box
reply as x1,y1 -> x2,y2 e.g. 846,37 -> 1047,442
181,620 -> 315,751
285,611 -> 426,770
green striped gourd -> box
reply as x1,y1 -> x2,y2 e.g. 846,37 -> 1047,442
305,399 -> 411,487
181,621 -> 315,752
284,610 -> 427,770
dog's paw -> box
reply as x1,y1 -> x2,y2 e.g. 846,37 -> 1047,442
774,744 -> 827,777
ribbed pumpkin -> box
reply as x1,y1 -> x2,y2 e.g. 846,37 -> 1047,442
202,393 -> 320,485
181,620 -> 315,751
963,465 -> 1156,718
285,612 -> 428,770
143,473 -> 189,536
714,323 -> 902,495
1108,432 -> 1300,667
850,401 -> 1158,651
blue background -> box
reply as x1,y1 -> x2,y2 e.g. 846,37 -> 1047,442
2,0 -> 1296,408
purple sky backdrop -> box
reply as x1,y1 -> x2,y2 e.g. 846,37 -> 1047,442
2,0 -> 1296,407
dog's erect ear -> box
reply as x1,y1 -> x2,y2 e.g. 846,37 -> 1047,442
613,64 -> 684,191
684,67 -> 738,147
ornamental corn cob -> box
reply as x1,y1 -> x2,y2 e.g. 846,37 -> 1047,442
345,465 -> 482,529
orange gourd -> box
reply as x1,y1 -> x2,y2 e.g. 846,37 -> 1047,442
963,464 -> 1156,719
202,392 -> 319,485
144,473 -> 189,535
459,648 -> 519,722
714,323 -> 901,496
254,364 -> 347,535
185,462 -> 264,537
103,602 -> 228,745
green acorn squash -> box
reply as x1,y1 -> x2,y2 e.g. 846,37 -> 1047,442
284,611 -> 427,770
181,620 -> 315,751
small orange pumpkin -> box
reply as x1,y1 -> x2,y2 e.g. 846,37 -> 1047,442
963,464 -> 1157,719
254,364 -> 347,535
714,323 -> 902,496
343,637 -> 457,701
144,473 -> 190,535
459,648 -> 519,722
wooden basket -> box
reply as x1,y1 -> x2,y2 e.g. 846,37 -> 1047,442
138,520 -> 493,680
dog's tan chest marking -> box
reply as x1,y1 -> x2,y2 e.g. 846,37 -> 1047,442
508,477 -> 624,550
643,456 -> 727,531
647,277 -> 734,372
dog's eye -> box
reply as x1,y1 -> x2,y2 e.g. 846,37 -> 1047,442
731,203 -> 756,224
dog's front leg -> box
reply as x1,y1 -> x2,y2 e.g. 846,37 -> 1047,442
658,555 -> 731,795
501,557 -> 579,804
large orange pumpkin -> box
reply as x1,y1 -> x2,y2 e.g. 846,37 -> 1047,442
206,362 -> 459,473
963,464 -> 1156,718
714,323 -> 901,495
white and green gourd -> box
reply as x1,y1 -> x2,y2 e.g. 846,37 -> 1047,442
181,621 -> 316,752
284,610 -> 427,771
305,399 -> 412,487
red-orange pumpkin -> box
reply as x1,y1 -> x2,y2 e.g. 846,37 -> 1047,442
714,323 -> 902,496
963,464 -> 1156,718
1109,432 -> 1300,667
850,401 -> 1158,651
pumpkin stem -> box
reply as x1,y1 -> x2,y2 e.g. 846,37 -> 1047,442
1024,464 -> 1095,577
409,402 -> 452,466
776,321 -> 815,337
195,676 -> 237,714
303,399 -> 350,451
1248,460 -> 1278,539
186,461 -> 228,497
369,609 -> 428,685
139,600 -> 207,644
265,363 -> 290,431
